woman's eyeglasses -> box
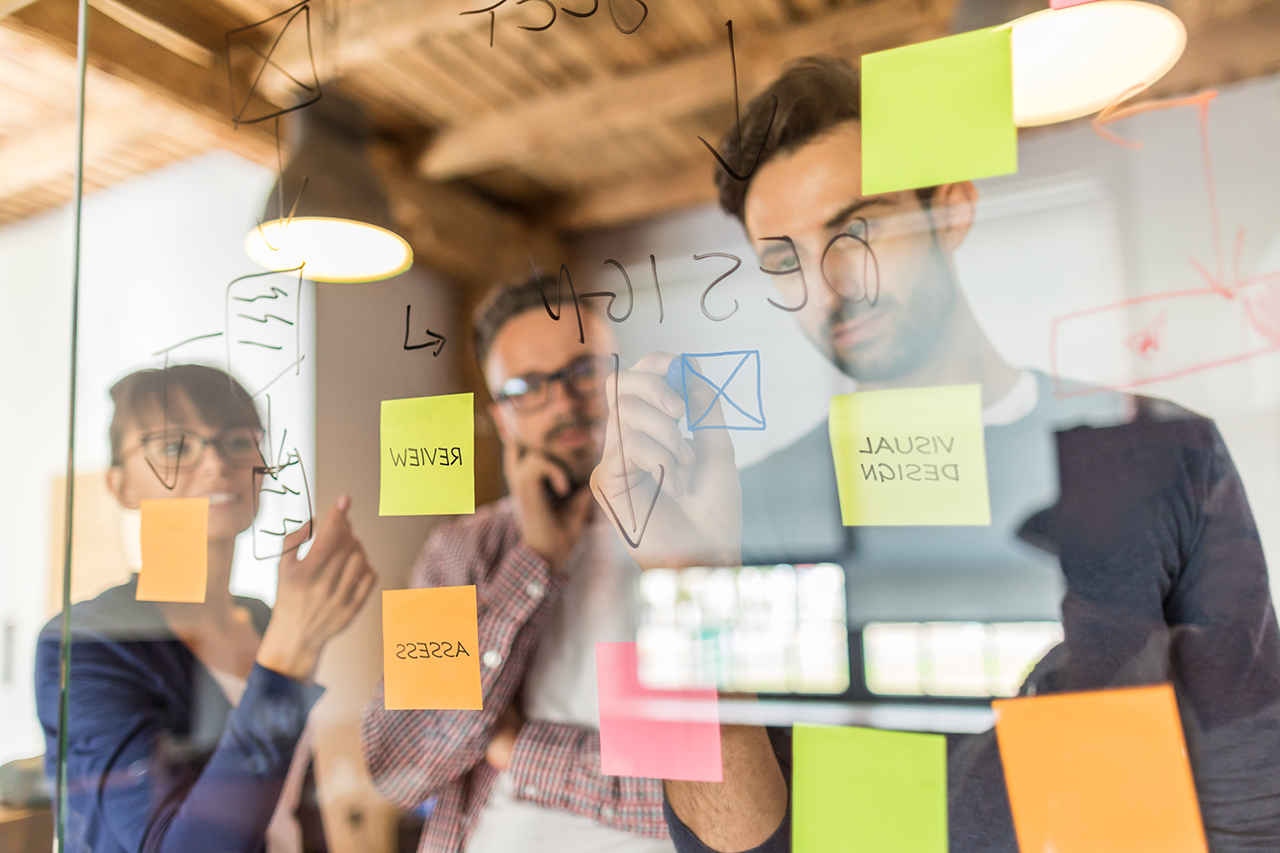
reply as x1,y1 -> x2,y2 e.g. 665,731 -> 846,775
136,427 -> 265,475
493,355 -> 611,413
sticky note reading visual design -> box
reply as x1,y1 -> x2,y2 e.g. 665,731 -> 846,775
596,642 -> 722,782
829,384 -> 990,526
793,724 -> 947,853
380,392 -> 474,516
382,586 -> 482,710
994,685 -> 1208,853
137,498 -> 208,603
861,27 -> 1017,195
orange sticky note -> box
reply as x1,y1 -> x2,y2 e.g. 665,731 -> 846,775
382,586 -> 482,710
137,498 -> 209,603
994,685 -> 1207,853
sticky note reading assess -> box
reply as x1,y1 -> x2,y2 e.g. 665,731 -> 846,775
994,685 -> 1208,853
379,393 -> 474,516
829,384 -> 990,526
136,498 -> 208,603
861,27 -> 1017,195
596,642 -> 722,782
793,724 -> 947,853
382,586 -> 482,710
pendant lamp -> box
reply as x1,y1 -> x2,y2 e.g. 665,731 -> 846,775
245,95 -> 413,283
1007,1 -> 1186,127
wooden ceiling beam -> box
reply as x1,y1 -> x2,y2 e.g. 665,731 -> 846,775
419,0 -> 954,181
368,144 -> 565,291
5,0 -> 279,150
261,0 -> 485,102
555,161 -> 717,232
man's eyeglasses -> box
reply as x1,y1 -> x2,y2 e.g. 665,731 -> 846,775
136,427 -> 265,475
493,355 -> 611,413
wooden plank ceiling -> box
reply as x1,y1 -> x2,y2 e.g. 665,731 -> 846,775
2,0 -> 1280,261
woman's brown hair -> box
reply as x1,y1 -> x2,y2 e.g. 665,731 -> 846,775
108,365 -> 262,466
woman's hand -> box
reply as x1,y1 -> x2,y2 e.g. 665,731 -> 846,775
256,495 -> 377,683
590,352 -> 743,570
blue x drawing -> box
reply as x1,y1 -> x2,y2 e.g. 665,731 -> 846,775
680,350 -> 766,431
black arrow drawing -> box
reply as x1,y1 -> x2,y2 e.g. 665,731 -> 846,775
697,20 -> 777,183
403,305 -> 447,356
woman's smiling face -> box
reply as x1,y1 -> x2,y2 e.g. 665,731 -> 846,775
109,389 -> 262,543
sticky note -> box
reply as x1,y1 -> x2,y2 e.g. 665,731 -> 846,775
136,498 -> 208,602
994,685 -> 1208,853
829,384 -> 990,526
382,586 -> 482,710
596,642 -> 722,781
793,724 -> 947,853
861,28 -> 1017,195
379,393 -> 474,516
1051,0 -> 1101,8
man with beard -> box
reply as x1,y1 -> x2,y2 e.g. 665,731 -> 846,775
361,275 -> 675,853
591,57 -> 1280,851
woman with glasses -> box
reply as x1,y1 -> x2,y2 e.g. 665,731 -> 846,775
35,364 -> 376,853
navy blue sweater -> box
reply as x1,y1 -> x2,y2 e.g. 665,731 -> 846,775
35,577 -> 323,853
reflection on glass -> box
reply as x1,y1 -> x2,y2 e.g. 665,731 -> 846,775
636,563 -> 849,694
863,621 -> 1063,698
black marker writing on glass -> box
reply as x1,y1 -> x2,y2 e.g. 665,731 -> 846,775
697,20 -> 778,182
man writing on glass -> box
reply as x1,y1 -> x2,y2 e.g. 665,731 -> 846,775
591,57 -> 1280,852
361,276 -> 674,853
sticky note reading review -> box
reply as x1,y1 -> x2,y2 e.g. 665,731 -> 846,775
829,384 -> 990,526
861,27 -> 1016,195
793,724 -> 947,853
137,497 -> 208,602
994,685 -> 1208,853
380,392 -> 474,516
382,586 -> 482,710
596,642 -> 722,782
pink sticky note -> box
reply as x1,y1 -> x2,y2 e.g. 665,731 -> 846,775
1051,0 -> 1101,8
596,642 -> 722,781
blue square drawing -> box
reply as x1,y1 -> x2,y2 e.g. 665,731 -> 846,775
680,351 -> 766,431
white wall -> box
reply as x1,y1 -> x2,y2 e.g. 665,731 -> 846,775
0,150 -> 314,764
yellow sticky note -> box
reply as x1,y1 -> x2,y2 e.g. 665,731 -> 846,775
382,586 -> 482,710
862,28 -> 1017,195
137,498 -> 208,602
829,384 -> 990,526
379,393 -> 475,516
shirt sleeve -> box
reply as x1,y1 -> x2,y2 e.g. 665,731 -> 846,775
1164,424 -> 1280,847
360,520 -> 565,809
503,720 -> 668,838
36,635 -> 321,853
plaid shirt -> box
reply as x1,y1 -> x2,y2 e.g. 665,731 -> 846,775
360,498 -> 669,853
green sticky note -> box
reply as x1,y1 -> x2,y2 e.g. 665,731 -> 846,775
379,393 -> 475,516
793,724 -> 947,853
829,384 -> 991,526
862,27 -> 1017,195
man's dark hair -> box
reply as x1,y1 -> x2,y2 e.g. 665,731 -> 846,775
715,55 -> 932,223
109,364 -> 261,465
471,271 -> 599,367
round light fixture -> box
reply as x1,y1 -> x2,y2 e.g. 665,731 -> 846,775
245,216 -> 413,283
1008,1 -> 1186,127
